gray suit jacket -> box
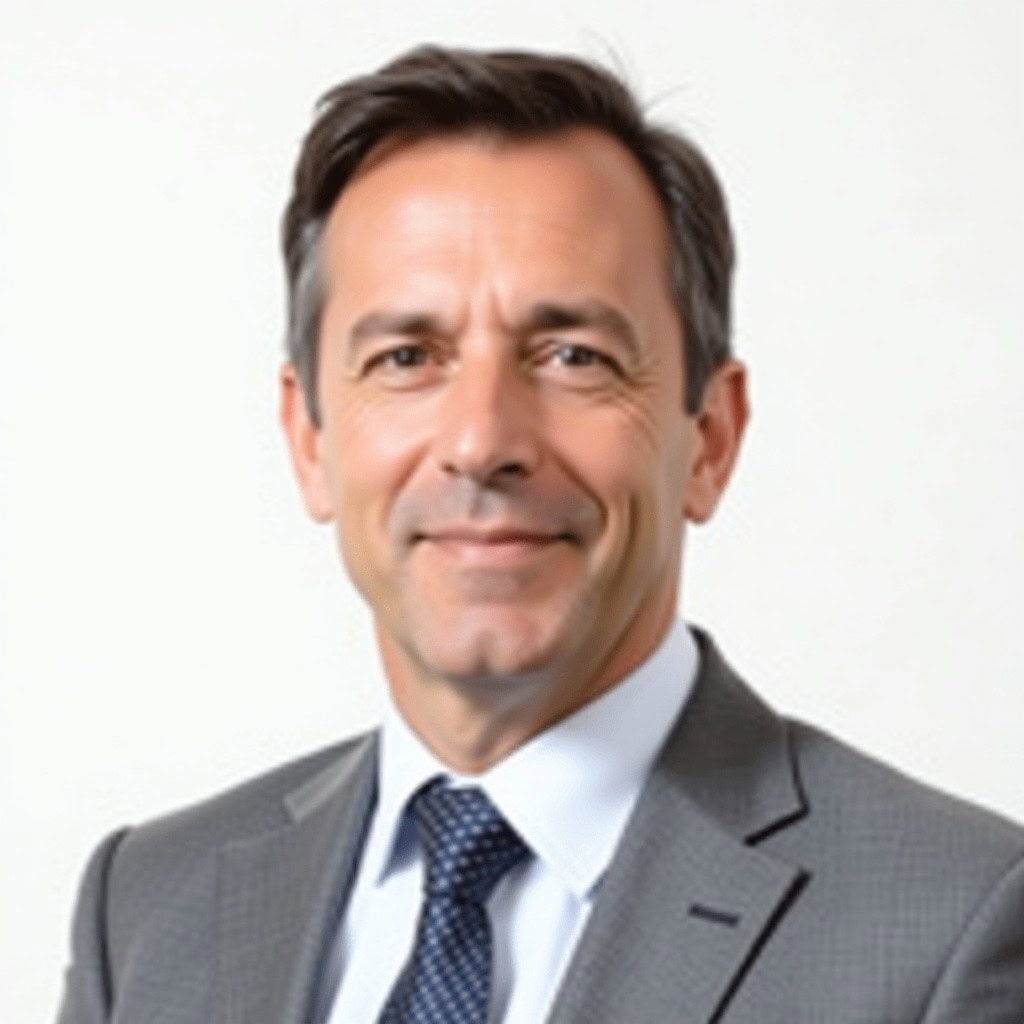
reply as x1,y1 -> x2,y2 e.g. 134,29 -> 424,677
57,632 -> 1024,1022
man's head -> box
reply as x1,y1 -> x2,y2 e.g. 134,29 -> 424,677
282,46 -> 734,422
279,46 -> 748,763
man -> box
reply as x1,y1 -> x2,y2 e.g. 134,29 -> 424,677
57,46 -> 1024,1024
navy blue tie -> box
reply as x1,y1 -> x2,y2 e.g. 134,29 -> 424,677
376,781 -> 530,1024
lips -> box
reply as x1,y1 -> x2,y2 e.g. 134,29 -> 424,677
421,526 -> 567,544
414,524 -> 572,566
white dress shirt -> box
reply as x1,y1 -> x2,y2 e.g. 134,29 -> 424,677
323,620 -> 699,1024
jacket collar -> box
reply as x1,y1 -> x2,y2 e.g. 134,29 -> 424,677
213,733 -> 379,1024
546,629 -> 809,1022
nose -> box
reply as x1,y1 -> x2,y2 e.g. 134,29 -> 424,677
432,346 -> 541,485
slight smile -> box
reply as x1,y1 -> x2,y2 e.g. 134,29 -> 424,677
415,526 -> 575,568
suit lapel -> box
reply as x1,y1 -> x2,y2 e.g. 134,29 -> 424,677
548,632 -> 809,1024
213,734 -> 378,1024
208,632 -> 806,1024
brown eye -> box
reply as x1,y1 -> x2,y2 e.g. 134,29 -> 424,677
549,344 -> 621,375
555,345 -> 596,365
360,341 -> 447,390
375,344 -> 429,369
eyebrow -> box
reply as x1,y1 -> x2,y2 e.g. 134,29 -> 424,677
523,301 -> 641,360
344,299 -> 641,361
347,310 -> 445,355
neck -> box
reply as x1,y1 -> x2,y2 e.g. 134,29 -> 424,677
377,598 -> 677,774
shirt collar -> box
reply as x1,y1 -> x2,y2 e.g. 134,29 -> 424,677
364,619 -> 700,900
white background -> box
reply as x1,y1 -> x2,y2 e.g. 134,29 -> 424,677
2,1 -> 1022,1019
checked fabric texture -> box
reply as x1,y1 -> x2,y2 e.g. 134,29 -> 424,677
376,780 -> 530,1024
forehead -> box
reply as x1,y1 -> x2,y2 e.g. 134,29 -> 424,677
320,128 -> 674,307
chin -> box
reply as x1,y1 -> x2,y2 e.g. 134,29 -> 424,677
411,606 -> 580,685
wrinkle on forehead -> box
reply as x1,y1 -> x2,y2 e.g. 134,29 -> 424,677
315,128 -> 679,370
320,129 -> 678,347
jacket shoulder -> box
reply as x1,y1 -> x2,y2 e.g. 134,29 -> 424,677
784,717 -> 1024,882
59,733 -> 378,1020
104,733 -> 376,945
126,731 -> 375,852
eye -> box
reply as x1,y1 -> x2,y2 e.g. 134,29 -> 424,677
366,343 -> 430,371
554,344 -> 598,366
544,343 -> 623,377
360,341 -> 447,389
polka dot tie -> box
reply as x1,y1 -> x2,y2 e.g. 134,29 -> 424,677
376,780 -> 530,1024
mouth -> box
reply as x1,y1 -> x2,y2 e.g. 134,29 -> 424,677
413,525 -> 574,567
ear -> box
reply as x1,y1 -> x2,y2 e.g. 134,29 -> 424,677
683,360 -> 750,524
279,363 -> 334,523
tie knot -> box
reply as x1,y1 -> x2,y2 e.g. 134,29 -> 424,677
412,782 -> 529,902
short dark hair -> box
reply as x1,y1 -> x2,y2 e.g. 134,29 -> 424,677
282,45 -> 734,421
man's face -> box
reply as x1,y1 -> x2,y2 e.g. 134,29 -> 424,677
283,129 -> 742,721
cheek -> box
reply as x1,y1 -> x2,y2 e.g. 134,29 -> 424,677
322,396 -> 431,530
556,407 -> 688,554
554,397 -> 681,497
